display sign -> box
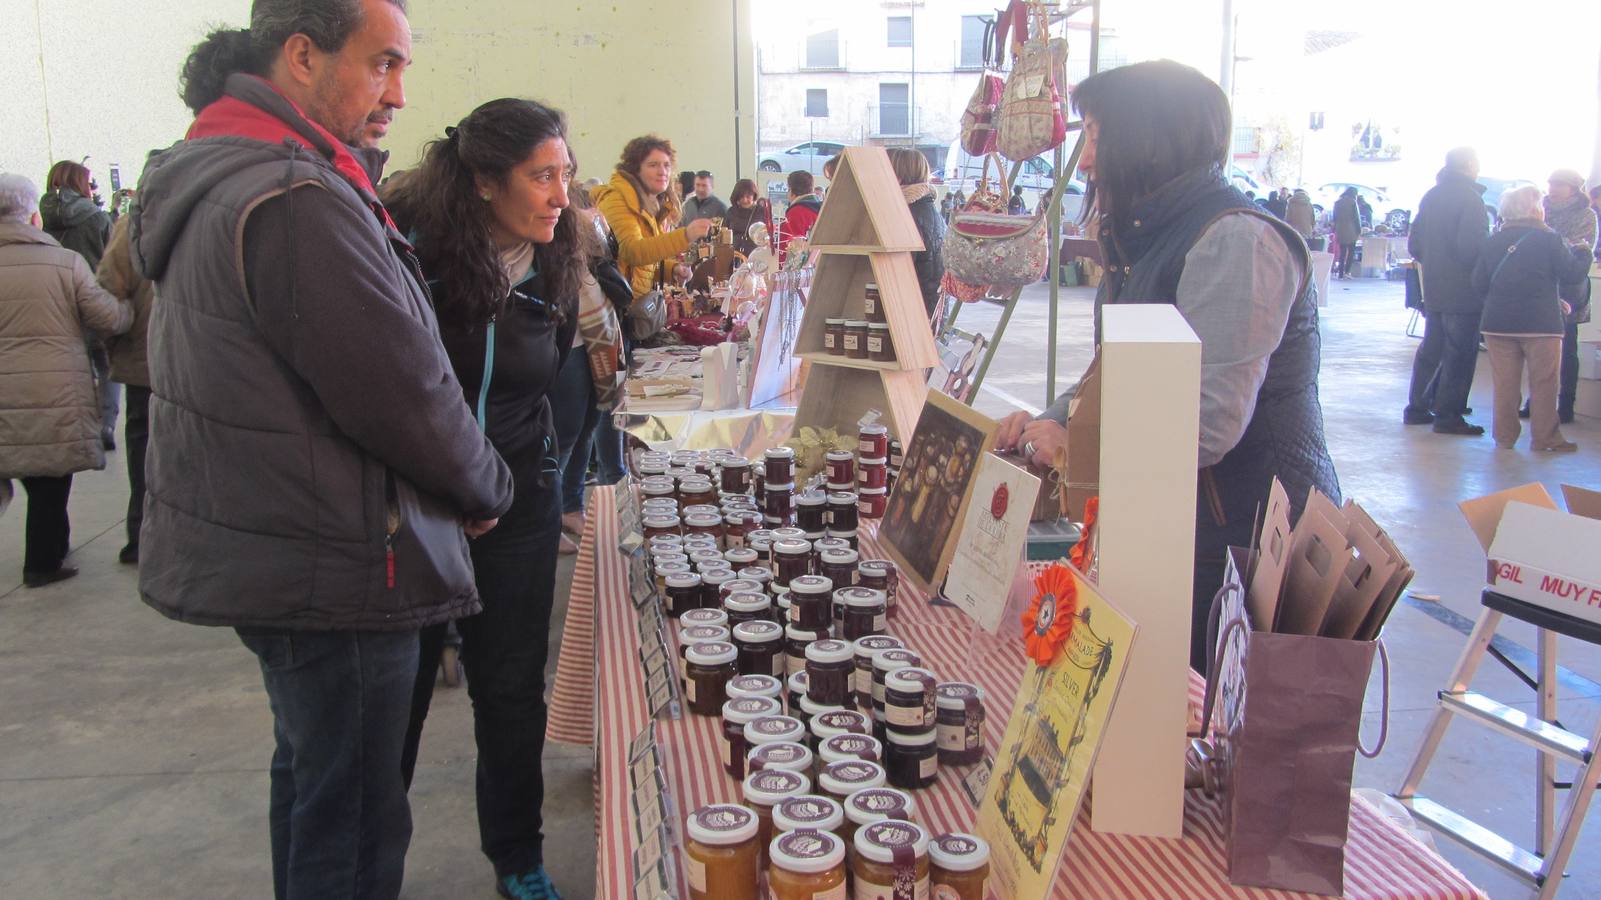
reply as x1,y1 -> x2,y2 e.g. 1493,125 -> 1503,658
944,454 -> 1041,634
878,390 -> 999,593
616,475 -> 644,554
629,548 -> 656,608
629,722 -> 657,764
646,660 -> 680,720
631,861 -> 674,900
976,565 -> 1138,898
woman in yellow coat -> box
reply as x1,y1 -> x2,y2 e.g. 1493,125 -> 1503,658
592,135 -> 711,299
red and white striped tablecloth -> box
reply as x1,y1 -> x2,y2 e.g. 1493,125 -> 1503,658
551,485 -> 1487,900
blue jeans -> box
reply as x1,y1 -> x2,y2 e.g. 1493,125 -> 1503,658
552,350 -> 624,515
236,628 -> 419,900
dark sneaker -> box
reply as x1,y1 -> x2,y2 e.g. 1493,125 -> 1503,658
1432,419 -> 1485,436
118,544 -> 139,564
498,868 -> 562,900
1402,408 -> 1434,425
23,565 -> 79,588
1518,403 -> 1531,419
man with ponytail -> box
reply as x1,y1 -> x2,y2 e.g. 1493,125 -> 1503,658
131,2 -> 513,897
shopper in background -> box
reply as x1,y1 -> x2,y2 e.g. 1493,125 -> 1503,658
385,97 -> 580,900
1332,187 -> 1362,278
134,5 -> 514,897
0,173 -> 132,587
782,169 -> 823,242
95,214 -> 156,564
1473,185 -> 1592,452
1534,169 -> 1597,424
1356,193 -> 1373,230
886,147 -> 946,320
1285,188 -> 1316,239
1264,188 -> 1289,220
724,178 -> 770,256
681,170 -> 727,225
1405,147 -> 1491,435
1008,185 -> 1026,215
594,135 -> 710,300
42,160 -> 119,449
994,60 -> 1338,672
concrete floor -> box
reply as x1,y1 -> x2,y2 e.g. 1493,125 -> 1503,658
2,276 -> 1599,898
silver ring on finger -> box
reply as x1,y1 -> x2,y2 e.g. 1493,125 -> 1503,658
1023,441 -> 1038,458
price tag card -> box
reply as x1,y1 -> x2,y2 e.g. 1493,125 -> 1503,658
648,670 -> 679,720
634,789 -> 666,839
630,750 -> 660,791
631,860 -> 673,900
631,825 -> 665,884
638,638 -> 669,680
961,755 -> 995,807
629,550 -> 657,608
616,476 -> 644,555
632,768 -> 667,818
629,722 -> 657,764
637,599 -> 664,638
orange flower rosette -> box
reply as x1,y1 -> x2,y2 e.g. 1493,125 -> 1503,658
1021,563 -> 1078,666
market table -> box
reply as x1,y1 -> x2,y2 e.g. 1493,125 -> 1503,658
550,485 -> 1487,899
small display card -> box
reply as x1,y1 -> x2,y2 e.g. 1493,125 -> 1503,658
616,476 -> 644,555
944,454 -> 1041,634
628,722 -> 657,764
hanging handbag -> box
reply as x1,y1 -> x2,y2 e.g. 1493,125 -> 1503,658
940,155 -> 1008,303
943,153 -> 1051,290
958,20 -> 1004,157
578,274 -> 624,408
996,4 -> 1069,162
625,261 -> 669,343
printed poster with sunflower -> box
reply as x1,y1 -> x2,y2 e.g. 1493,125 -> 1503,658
975,561 -> 1138,898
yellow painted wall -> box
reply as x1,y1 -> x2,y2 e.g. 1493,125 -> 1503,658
2,0 -> 756,194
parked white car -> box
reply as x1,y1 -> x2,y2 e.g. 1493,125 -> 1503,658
757,141 -> 848,177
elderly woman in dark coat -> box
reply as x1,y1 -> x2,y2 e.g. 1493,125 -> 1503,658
886,147 -> 946,321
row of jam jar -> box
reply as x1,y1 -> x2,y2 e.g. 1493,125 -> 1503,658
685,796 -> 991,900
649,530 -> 895,614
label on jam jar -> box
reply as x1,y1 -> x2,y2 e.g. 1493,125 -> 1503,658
842,333 -> 860,353
815,710 -> 869,735
920,755 -> 938,779
867,334 -> 883,354
775,797 -> 838,829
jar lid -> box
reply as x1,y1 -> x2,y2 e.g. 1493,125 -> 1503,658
789,574 -> 833,596
641,515 -> 682,528
769,829 -> 846,874
860,424 -> 889,436
640,483 -> 675,495
775,592 -> 793,612
664,572 -> 702,589
685,641 -> 737,666
813,539 -> 850,555
679,625 -> 730,645
722,548 -> 758,564
864,282 -> 879,290
854,819 -> 930,865
747,740 -> 812,772
773,538 -> 811,556
885,728 -> 937,747
745,715 -> 806,745
929,832 -> 992,871
786,623 -> 830,642
736,568 -> 772,584
819,760 -> 887,795
798,694 -> 845,717
824,449 -> 855,461
765,446 -> 796,460
683,504 -> 721,517
772,527 -> 808,540
853,635 -> 903,657
821,733 -> 882,764
842,587 -> 886,608
726,674 -> 782,699
741,766 -> 810,805
686,803 -> 758,846
720,456 -> 751,468
719,578 -> 764,596
700,569 -> 734,585
765,482 -> 796,493
825,528 -> 860,539
654,562 -> 691,577
825,317 -> 846,324
844,787 -> 917,826
805,638 -> 853,664
885,666 -> 937,695
858,559 -> 895,575
748,529 -> 777,543
858,487 -> 887,497
819,549 -> 861,567
869,322 -> 891,330
873,648 -> 921,672
650,552 -> 688,567
722,695 -> 781,724
732,619 -> 783,644
826,482 -> 854,493
724,592 -> 771,613
844,318 -> 870,327
796,491 -> 828,508
826,491 -> 859,504
787,670 -> 809,692
812,709 -> 871,737
773,795 -> 845,833
936,682 -> 985,710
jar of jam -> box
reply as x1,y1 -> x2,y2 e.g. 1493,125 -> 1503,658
858,424 -> 889,459
857,487 -> 887,520
818,760 -> 887,804
741,767 -> 811,868
689,548 -> 728,570
821,451 -> 853,489
764,447 -> 797,485
826,481 -> 853,495
726,673 -> 783,704
795,492 -> 828,533
653,561 -> 691,596
774,591 -> 793,628
842,320 -> 869,359
871,649 -> 921,712
935,682 -> 986,766
786,670 -> 809,717
805,639 -> 855,707
867,323 -> 894,363
722,512 -> 760,549
856,458 -> 888,491
772,539 -> 812,588
856,559 -> 898,621
825,493 -> 859,533
842,788 -> 918,852
700,569 -> 735,610
788,575 -> 833,629
773,526 -> 809,542
820,733 -> 883,769
825,528 -> 859,552
811,709 -> 872,757
747,740 -> 813,776
823,317 -> 846,356
818,549 -> 860,594
798,694 -> 845,738
684,803 -> 760,900
773,795 -> 845,841
863,282 -> 884,323
678,624 -> 730,685
683,502 -> 722,518
643,499 -> 681,518
885,728 -> 939,790
930,832 -> 991,899
681,607 -> 730,630
637,454 -> 670,474
648,529 -> 685,547
753,470 -> 766,505
664,572 -> 703,618
745,714 -> 807,751
852,820 -> 930,899
764,483 -> 796,526
842,587 -> 888,641
888,438 -> 904,467
724,591 -> 773,628
719,457 -> 752,494
748,528 -> 776,557
734,568 -> 773,598
851,636 -> 903,710
883,667 -> 938,735
785,624 -> 831,678
768,829 -> 846,900
732,619 -> 786,678
685,641 -> 738,716
722,546 -> 759,570
642,515 -> 682,541
722,696 -> 782,779
680,480 -> 717,508
812,536 -> 850,557
641,481 -> 676,505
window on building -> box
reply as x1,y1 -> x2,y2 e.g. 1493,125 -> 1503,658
879,83 -> 910,135
958,15 -> 987,68
805,29 -> 841,69
887,16 -> 912,48
805,89 -> 829,118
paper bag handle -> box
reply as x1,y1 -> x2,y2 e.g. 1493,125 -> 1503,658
1357,638 -> 1390,759
1194,580 -> 1246,740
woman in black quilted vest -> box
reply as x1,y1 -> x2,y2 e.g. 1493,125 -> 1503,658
996,60 -> 1340,670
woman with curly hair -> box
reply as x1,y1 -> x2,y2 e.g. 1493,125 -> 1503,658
592,134 -> 710,300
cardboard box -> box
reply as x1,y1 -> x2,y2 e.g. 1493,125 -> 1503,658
1462,484 -> 1601,625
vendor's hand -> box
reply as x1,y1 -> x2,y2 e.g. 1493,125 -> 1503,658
685,218 -> 713,242
463,518 -> 499,539
1017,419 -> 1069,467
672,263 -> 693,285
995,411 -> 1034,452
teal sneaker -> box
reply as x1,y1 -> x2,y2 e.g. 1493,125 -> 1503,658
497,867 -> 562,900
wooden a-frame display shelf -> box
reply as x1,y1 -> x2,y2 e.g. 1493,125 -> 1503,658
794,147 -> 936,442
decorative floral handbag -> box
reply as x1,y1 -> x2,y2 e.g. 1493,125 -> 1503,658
996,3 -> 1069,162
958,20 -> 1003,157
943,153 -> 1051,291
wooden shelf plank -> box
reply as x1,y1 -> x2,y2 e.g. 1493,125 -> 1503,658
798,350 -> 912,372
